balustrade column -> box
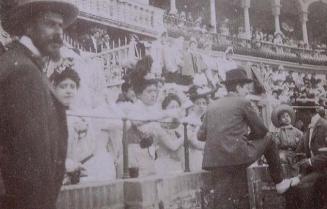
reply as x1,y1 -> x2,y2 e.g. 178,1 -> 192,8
272,0 -> 281,33
122,118 -> 130,179
183,123 -> 190,172
241,0 -> 251,39
169,0 -> 177,14
301,11 -> 309,45
210,0 -> 217,33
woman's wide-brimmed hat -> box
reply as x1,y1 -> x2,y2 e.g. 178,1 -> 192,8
185,85 -> 213,102
3,0 -> 79,36
222,67 -> 253,84
271,104 -> 295,128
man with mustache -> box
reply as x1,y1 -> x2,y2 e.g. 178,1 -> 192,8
0,1 -> 78,209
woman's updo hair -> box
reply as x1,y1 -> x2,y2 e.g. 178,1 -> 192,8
129,55 -> 158,95
49,67 -> 81,88
161,93 -> 181,110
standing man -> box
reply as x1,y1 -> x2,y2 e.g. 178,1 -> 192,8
198,67 -> 299,208
285,107 -> 327,209
0,1 -> 78,209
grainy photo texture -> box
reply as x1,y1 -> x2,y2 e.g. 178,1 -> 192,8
0,0 -> 327,209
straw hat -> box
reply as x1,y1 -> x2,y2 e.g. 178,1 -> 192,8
3,0 -> 79,35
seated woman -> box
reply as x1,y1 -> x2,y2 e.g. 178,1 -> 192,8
50,68 -> 116,183
155,93 -> 185,175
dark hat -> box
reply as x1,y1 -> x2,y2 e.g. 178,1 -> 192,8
3,0 -> 79,36
186,85 -> 213,102
271,104 -> 295,128
222,68 -> 252,84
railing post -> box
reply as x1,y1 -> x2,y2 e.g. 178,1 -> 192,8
183,122 -> 190,172
122,118 -> 130,179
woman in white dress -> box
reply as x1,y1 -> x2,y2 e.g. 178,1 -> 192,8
50,67 -> 116,183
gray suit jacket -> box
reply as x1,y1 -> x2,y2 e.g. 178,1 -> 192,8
198,94 -> 268,169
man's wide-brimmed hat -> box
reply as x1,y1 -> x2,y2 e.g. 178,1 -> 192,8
222,67 -> 253,84
271,104 -> 295,128
3,0 -> 79,35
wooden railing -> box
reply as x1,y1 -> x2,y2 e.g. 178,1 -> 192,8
71,0 -> 165,35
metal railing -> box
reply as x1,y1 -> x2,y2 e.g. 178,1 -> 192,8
65,111 -> 200,183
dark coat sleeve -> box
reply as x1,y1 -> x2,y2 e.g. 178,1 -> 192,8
197,113 -> 207,142
310,122 -> 327,170
243,100 -> 268,140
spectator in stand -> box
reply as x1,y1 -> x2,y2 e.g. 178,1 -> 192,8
285,71 -> 295,84
271,105 -> 303,175
102,33 -> 111,50
155,94 -> 185,175
293,71 -> 303,87
274,32 -> 284,54
186,85 -> 212,123
187,12 -> 193,22
184,86 -> 210,171
310,72 -> 318,88
252,29 -> 263,49
181,37 -> 206,85
50,68 -> 116,183
126,56 -> 181,177
218,47 -> 237,80
302,73 -> 310,85
116,82 -> 136,104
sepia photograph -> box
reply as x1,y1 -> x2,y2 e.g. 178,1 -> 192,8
0,0 -> 326,208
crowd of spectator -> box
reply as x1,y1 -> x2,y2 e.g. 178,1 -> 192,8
56,32 -> 327,185
163,12 -> 327,65
164,10 -> 211,35
255,64 -> 327,106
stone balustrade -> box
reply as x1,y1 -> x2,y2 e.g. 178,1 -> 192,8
71,0 -> 165,37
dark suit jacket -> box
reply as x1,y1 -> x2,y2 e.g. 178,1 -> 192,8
0,41 -> 68,209
296,117 -> 327,171
198,94 -> 268,169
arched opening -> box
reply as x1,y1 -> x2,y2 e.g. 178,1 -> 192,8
249,0 -> 274,34
215,0 -> 243,35
279,0 -> 302,41
307,1 -> 327,46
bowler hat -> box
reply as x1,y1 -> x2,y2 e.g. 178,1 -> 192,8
3,0 -> 79,36
222,68 -> 252,84
271,104 -> 295,128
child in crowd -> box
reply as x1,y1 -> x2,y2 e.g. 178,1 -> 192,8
271,105 -> 303,170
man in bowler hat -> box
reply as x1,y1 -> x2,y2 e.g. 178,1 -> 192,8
0,1 -> 78,208
198,67 -> 300,208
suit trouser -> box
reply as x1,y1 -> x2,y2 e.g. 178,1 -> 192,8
212,134 -> 283,209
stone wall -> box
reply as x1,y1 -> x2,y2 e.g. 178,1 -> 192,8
56,171 -> 212,209
57,180 -> 125,209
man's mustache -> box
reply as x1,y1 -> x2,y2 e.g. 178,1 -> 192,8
48,35 -> 63,46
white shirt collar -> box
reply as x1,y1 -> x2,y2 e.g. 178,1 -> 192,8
19,35 -> 41,57
310,113 -> 321,128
